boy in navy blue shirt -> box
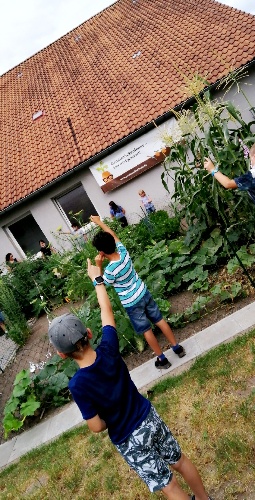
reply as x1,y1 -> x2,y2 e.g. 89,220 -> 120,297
48,258 -> 212,500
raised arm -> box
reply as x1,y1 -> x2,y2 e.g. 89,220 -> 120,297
87,258 -> 115,328
90,215 -> 120,243
204,158 -> 237,189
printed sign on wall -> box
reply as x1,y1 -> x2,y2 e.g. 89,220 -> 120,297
89,121 -> 173,193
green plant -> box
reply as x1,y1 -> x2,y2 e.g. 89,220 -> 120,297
147,210 -> 180,240
0,279 -> 29,345
74,287 -> 145,354
162,70 -> 255,254
101,211 -> 180,261
3,356 -> 78,438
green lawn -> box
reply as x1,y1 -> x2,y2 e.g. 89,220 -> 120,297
1,331 -> 255,499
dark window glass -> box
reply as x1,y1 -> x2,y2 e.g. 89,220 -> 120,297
56,184 -> 97,223
9,214 -> 46,255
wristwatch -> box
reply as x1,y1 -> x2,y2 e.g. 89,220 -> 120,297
93,276 -> 105,286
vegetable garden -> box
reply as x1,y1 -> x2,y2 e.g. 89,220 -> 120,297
1,69 -> 255,438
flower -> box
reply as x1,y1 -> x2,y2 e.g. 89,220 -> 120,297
159,122 -> 183,147
172,109 -> 197,136
181,73 -> 210,99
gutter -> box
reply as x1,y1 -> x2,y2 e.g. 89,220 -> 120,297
1,59 -> 255,216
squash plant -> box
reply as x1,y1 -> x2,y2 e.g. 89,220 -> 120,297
3,356 -> 77,438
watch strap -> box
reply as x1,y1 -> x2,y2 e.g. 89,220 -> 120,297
211,166 -> 219,176
93,277 -> 104,286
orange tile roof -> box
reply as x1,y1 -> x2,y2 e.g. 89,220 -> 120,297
1,0 -> 255,212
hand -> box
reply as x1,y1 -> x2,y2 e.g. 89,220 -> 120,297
87,258 -> 102,282
90,215 -> 101,225
95,253 -> 104,269
204,157 -> 215,173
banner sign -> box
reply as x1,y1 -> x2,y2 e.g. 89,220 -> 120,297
89,120 -> 174,193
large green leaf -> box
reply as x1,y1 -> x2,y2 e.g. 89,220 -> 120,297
14,369 -> 30,385
20,397 -> 41,417
3,397 -> 20,416
47,372 -> 69,392
182,266 -> 204,282
3,414 -> 23,438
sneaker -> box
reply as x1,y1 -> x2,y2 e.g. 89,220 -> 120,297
155,357 -> 171,369
190,496 -> 214,500
173,345 -> 186,358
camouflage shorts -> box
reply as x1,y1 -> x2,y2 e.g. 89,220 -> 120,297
116,405 -> 181,492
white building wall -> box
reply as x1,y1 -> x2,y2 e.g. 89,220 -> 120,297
1,68 -> 255,265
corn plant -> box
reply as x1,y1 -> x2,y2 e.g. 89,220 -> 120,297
161,70 -> 255,252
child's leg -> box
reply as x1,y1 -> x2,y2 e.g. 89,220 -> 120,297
143,329 -> 171,369
143,328 -> 165,356
155,318 -> 177,345
161,475 -> 189,499
171,454 -> 209,500
155,318 -> 186,358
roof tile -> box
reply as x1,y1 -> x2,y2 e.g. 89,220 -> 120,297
1,0 -> 255,211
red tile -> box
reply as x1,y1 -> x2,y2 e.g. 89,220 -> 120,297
1,0 -> 255,210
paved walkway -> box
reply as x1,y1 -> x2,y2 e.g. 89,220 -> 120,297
1,301 -> 255,470
0,334 -> 18,372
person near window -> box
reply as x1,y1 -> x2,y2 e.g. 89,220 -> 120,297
39,240 -> 57,257
60,222 -> 88,244
5,253 -> 20,271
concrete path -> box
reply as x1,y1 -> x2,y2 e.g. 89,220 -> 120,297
0,334 -> 18,372
1,301 -> 255,471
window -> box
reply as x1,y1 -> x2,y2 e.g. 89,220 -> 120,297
56,184 -> 98,224
8,213 -> 46,255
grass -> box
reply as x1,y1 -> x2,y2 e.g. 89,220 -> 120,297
1,331 -> 255,499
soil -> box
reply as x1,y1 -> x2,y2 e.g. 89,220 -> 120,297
1,291 -> 255,445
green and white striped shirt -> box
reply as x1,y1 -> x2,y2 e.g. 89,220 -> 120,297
103,242 -> 146,308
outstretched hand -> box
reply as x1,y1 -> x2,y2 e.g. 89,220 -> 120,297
90,215 -> 101,225
95,253 -> 104,268
204,157 -> 215,173
87,258 -> 102,282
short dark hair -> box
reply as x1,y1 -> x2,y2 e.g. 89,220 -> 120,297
39,239 -> 45,244
5,253 -> 12,262
92,231 -> 116,254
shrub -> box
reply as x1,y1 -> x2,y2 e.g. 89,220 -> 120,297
3,355 -> 78,438
101,211 -> 181,260
0,280 -> 29,345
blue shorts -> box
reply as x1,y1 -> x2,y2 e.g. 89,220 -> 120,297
146,204 -> 156,214
125,290 -> 162,335
116,405 -> 181,492
0,312 -> 5,323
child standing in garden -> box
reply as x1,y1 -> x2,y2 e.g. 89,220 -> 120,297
138,189 -> 156,214
48,257 -> 212,500
90,215 -> 185,369
109,201 -> 128,227
204,143 -> 255,203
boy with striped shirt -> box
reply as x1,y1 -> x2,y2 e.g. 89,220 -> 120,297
91,215 -> 185,369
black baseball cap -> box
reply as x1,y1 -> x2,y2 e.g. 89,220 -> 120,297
48,313 -> 88,353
